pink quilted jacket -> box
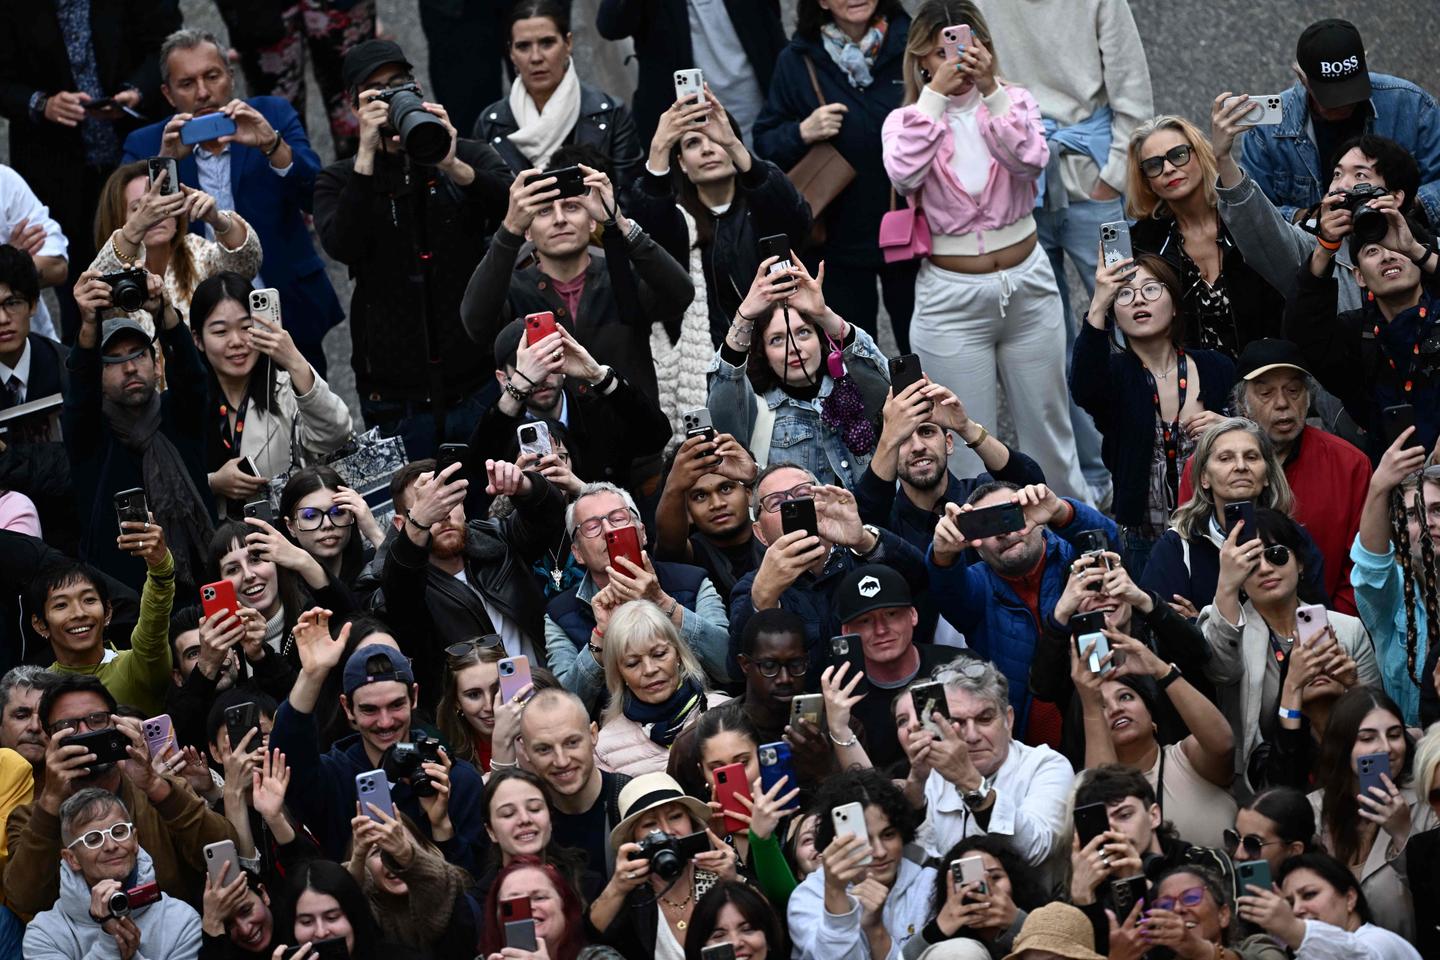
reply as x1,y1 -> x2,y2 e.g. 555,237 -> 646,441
596,691 -> 732,777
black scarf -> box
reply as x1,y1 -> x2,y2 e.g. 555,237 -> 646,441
103,390 -> 215,587
624,676 -> 705,747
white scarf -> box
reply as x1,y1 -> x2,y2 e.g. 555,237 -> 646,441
507,59 -> 583,170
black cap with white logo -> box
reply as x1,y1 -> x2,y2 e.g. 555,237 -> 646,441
1296,19 -> 1370,109
835,564 -> 913,625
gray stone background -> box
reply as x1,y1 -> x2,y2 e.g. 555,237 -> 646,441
7,0 -> 1439,420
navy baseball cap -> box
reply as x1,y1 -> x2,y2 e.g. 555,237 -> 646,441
342,644 -> 415,697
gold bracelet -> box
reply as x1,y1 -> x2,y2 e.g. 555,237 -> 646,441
964,423 -> 989,449
111,233 -> 142,267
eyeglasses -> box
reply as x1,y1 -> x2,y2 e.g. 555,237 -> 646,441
758,482 -> 815,514
1223,828 -> 1283,857
1150,885 -> 1207,913
1139,144 -> 1193,178
752,657 -> 809,678
67,821 -> 135,850
932,660 -> 990,683
46,710 -> 114,736
445,635 -> 503,659
293,505 -> 355,530
574,507 -> 638,539
0,296 -> 30,316
1261,544 -> 1291,567
1115,282 -> 1166,306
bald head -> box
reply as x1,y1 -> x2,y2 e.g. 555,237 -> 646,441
519,689 -> 597,802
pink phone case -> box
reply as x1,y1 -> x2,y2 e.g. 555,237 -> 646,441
498,656 -> 533,704
142,715 -> 173,757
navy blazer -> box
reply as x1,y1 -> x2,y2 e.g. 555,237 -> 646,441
121,97 -> 344,354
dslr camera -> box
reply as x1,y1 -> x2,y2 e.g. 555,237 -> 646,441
635,829 -> 709,881
108,880 -> 160,918
382,734 -> 442,798
1337,182 -> 1390,246
370,83 -> 449,166
100,269 -> 149,313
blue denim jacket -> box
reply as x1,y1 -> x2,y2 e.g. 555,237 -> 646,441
705,325 -> 888,489
1238,74 -> 1440,225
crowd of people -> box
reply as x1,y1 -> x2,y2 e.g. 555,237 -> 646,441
2,1 -> 1440,959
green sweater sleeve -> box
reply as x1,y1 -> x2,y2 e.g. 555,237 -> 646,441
748,830 -> 797,906
108,552 -> 176,715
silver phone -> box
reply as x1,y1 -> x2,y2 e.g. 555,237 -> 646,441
673,68 -> 705,108
1224,94 -> 1284,126
204,839 -> 240,887
517,421 -> 553,459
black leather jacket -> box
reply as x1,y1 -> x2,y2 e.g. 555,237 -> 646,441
473,81 -> 644,189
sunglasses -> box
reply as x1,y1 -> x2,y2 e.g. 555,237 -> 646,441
445,635 -> 503,659
1261,544 -> 1291,567
1150,885 -> 1207,913
1223,828 -> 1282,857
1139,144 -> 1193,179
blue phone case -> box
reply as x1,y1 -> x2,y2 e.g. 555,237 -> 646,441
758,741 -> 799,812
180,112 -> 238,145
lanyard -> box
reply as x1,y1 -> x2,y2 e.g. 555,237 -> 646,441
1374,304 -> 1431,395
1267,629 -> 1293,688
218,394 -> 249,455
1141,349 -> 1188,509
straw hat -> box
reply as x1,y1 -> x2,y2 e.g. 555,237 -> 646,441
608,772 -> 713,853
1002,903 -> 1106,960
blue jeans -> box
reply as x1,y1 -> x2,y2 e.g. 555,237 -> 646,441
0,905 -> 21,960
1035,197 -> 1125,489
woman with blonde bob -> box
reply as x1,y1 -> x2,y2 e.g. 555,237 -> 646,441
596,600 -> 729,777
1126,115 -> 1284,358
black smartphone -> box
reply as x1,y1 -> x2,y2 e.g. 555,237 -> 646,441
436,443 -> 467,482
827,634 -> 870,695
1069,611 -> 1107,637
1073,801 -> 1110,847
780,497 -> 818,539
283,938 -> 348,960
758,234 -> 794,272
1381,403 -> 1417,448
1073,529 -> 1109,556
243,500 -> 274,524
524,166 -> 586,199
1223,500 -> 1256,544
887,354 -> 925,397
236,456 -> 258,478
955,502 -> 1025,541
61,728 -> 131,766
223,702 -> 260,751
1235,859 -> 1272,896
1110,875 -> 1147,919
1357,752 -> 1391,797
113,487 -> 149,528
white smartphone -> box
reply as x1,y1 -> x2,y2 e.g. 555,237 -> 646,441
517,421 -> 553,459
1100,221 -> 1134,272
673,68 -> 705,108
204,839 -> 240,887
1224,94 -> 1284,126
831,801 -> 872,865
954,854 -> 989,896
249,288 -> 282,327
940,24 -> 972,62
1078,631 -> 1113,675
1295,603 -> 1330,647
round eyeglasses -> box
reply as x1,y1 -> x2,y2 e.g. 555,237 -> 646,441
67,821 -> 135,850
293,505 -> 355,531
1115,282 -> 1166,306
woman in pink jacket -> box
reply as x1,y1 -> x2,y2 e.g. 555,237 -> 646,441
881,0 -> 1086,500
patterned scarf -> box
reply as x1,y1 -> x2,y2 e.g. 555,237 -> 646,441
820,19 -> 887,89
624,676 -> 705,747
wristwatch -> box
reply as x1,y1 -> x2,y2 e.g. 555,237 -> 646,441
962,776 -> 993,808
849,524 -> 881,558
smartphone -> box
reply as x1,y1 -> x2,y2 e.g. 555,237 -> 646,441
1070,611 -> 1107,638
1100,221 -> 1134,274
524,310 -> 559,346
673,68 -> 706,107
499,896 -> 532,923
1074,801 -> 1110,847
204,839 -> 240,887
436,443 -> 468,481
113,487 -> 149,528
682,407 -> 716,443
1381,404 -> 1417,449
517,422 -> 553,459
180,112 -> 238,145
701,944 -> 737,960
283,938 -> 347,960
780,497 -> 818,539
910,680 -> 951,739
1356,752 -> 1391,797
953,854 -> 988,897
61,728 -> 131,766
236,456 -> 258,478
200,579 -> 240,622
1223,94 -> 1284,126
504,918 -> 538,951
887,354 -> 925,397
1295,603 -> 1330,647
828,634 -> 870,695
523,166 -> 586,199
713,762 -> 752,836
355,769 -> 394,822
243,499 -> 275,524
142,714 -> 173,757
789,693 -> 824,728
940,24 -> 972,62
831,801 -> 872,865
1077,631 -> 1112,674
1223,500 -> 1256,544
84,96 -> 118,113
224,701 -> 261,752
1073,529 -> 1110,556
249,288 -> 282,328
604,525 -> 644,573
498,656 -> 534,705
758,233 -> 794,274
1235,859 -> 1273,895
147,157 -> 179,196
955,502 -> 1025,541
758,741 -> 799,812
1111,875 -> 1147,919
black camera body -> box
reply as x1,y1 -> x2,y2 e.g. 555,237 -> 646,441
635,829 -> 709,881
383,734 -> 442,798
100,269 -> 149,313
371,83 -> 449,166
1339,182 -> 1390,245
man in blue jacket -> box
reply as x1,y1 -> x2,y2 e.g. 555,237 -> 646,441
269,615 -> 488,872
1239,18 -> 1440,227
120,28 -> 343,374
928,481 -> 1117,741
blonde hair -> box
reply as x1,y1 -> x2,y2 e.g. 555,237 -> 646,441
1125,115 -> 1220,220
93,161 -> 199,302
1414,723 -> 1440,797
901,0 -> 998,107
1170,417 -> 1295,539
601,600 -> 708,723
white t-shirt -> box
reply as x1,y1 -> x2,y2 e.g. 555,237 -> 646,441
451,568 -> 535,663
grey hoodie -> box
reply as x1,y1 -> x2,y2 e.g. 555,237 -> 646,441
22,845 -> 202,960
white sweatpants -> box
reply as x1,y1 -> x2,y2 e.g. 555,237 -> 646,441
909,245 -> 1089,502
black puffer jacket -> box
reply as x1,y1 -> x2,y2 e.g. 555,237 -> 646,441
474,81 -> 644,189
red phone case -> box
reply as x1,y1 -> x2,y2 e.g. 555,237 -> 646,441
500,896 -> 533,923
200,580 -> 239,623
605,526 -> 643,573
713,763 -> 752,836
525,311 -> 558,345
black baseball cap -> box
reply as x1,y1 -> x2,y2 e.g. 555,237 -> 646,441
835,564 -> 913,625
1296,19 -> 1370,109
341,39 -> 413,91
1235,339 -> 1312,381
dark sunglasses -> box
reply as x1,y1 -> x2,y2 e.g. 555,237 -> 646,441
1139,144 -> 1193,178
1261,544 -> 1291,567
1223,828 -> 1282,857
445,635 -> 503,659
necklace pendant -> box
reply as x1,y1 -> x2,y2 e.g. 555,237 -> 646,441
551,567 -> 563,588
677,921 -> 687,930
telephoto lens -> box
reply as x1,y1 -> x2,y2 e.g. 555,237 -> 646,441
381,86 -> 450,166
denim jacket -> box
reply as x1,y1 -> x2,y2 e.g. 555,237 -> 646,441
705,324 -> 888,489
1238,73 -> 1440,225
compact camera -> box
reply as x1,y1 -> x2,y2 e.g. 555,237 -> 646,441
100,269 -> 149,313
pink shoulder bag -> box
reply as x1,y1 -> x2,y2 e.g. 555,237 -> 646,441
877,188 -> 930,263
